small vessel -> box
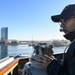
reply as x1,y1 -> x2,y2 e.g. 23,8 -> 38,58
0,53 -> 63,75
0,43 -> 63,75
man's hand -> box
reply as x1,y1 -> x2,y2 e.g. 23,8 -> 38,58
36,54 -> 56,68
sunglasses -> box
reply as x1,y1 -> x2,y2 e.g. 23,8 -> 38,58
60,19 -> 66,25
59,17 -> 75,25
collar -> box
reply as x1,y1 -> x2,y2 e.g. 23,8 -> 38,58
64,31 -> 75,42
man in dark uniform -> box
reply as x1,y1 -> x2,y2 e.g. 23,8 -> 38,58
37,4 -> 75,75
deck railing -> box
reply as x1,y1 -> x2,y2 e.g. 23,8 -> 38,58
0,53 -> 63,75
0,59 -> 19,75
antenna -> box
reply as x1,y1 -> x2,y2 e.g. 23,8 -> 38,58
32,36 -> 33,46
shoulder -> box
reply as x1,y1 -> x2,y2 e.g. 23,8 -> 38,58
69,40 -> 75,50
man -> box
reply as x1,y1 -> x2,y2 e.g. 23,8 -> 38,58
37,4 -> 75,75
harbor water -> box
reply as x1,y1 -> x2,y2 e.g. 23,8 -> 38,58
0,45 -> 67,59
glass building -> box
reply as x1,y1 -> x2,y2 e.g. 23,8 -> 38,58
1,27 -> 8,43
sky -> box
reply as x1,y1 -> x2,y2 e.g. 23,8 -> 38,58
0,0 -> 75,41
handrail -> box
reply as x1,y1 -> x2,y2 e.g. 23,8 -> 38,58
0,59 -> 19,75
0,57 -> 14,69
0,57 -> 29,75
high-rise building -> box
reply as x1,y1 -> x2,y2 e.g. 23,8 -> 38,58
1,27 -> 8,43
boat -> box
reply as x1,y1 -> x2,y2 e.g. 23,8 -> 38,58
0,53 -> 63,75
0,43 -> 64,75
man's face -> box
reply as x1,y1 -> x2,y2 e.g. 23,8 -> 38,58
60,18 -> 75,34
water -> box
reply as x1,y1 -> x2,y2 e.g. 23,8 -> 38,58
53,46 -> 67,54
0,45 -> 67,59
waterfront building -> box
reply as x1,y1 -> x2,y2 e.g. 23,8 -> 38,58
1,27 -> 8,43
